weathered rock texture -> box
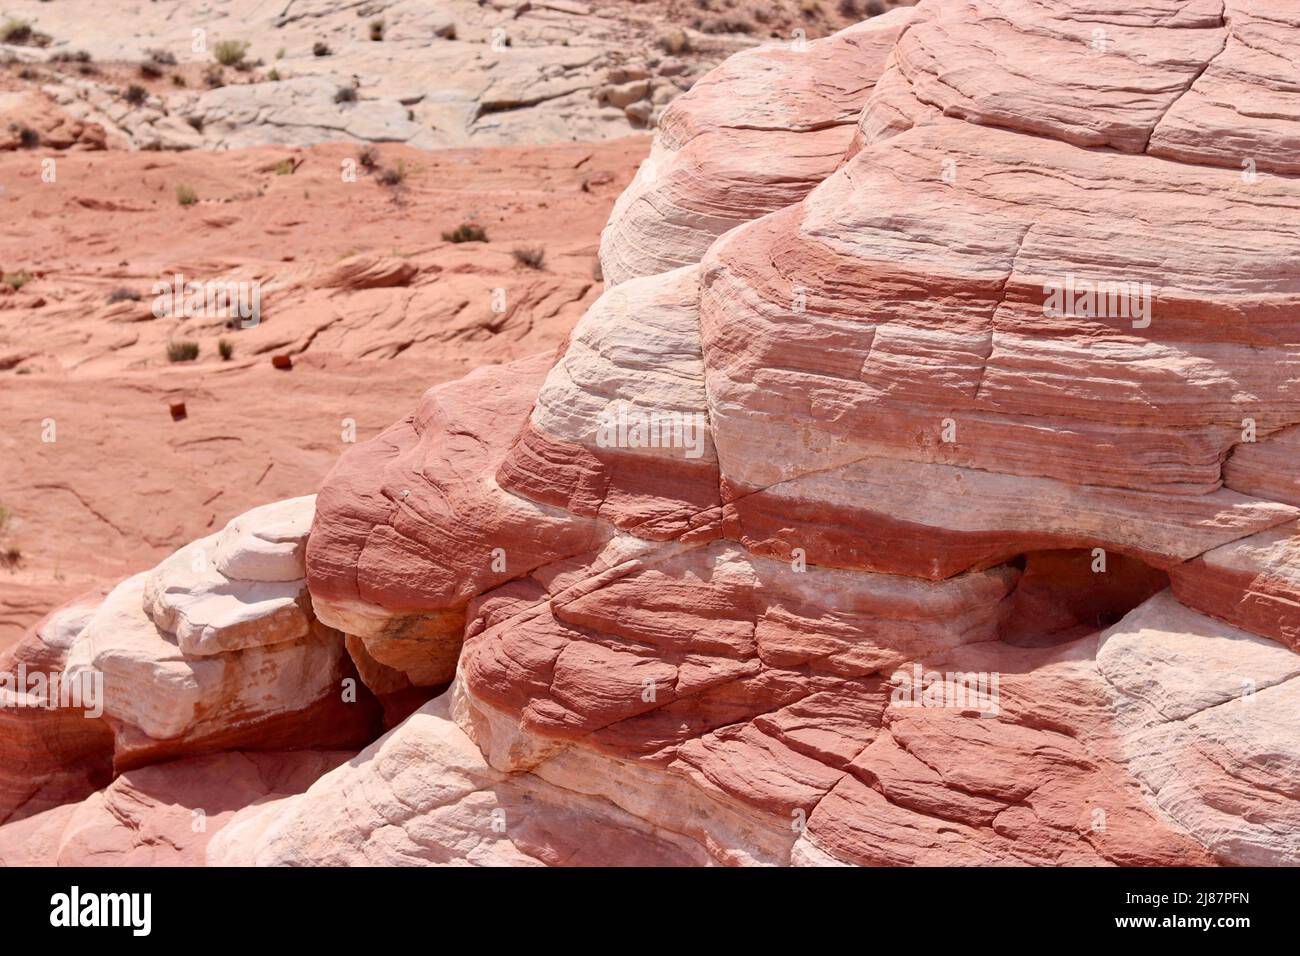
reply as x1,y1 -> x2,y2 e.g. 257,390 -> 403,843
599,9 -> 914,286
0,749 -> 354,866
0,498 -> 380,825
1,0 -> 900,151
6,0 -> 1300,866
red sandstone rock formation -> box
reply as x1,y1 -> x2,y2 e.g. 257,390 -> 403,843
3,0 -> 1298,866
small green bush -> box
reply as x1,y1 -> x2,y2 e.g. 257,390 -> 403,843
213,40 -> 249,66
511,246 -> 545,270
176,184 -> 199,206
377,161 -> 407,187
443,223 -> 488,243
1,20 -> 32,44
167,341 -> 200,362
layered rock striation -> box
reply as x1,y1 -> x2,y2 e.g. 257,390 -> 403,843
4,0 -> 1299,865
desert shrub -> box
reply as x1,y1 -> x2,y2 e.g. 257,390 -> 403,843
442,223 -> 488,243
312,41 -> 332,57
370,19 -> 385,41
334,84 -> 357,104
3,271 -> 32,290
173,73 -> 187,86
377,161 -> 407,186
140,61 -> 163,79
204,66 -> 225,88
267,68 -> 280,81
511,246 -> 545,270
147,48 -> 177,66
358,145 -> 378,170
125,83 -> 148,105
107,287 -> 141,303
701,16 -> 754,33
1,20 -> 32,44
176,184 -> 198,206
213,40 -> 249,66
218,338 -> 234,361
15,125 -> 38,148
167,341 -> 200,362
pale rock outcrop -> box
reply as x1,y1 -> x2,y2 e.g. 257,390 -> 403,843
1098,592 -> 1300,866
193,78 -> 422,150
2,0 -> 788,150
143,497 -> 317,657
65,496 -> 377,767
1,498 -> 378,809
